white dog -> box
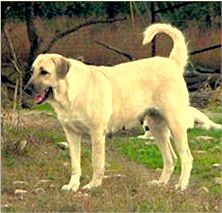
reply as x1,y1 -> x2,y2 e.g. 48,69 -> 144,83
25,23 -> 193,192
139,106 -> 222,139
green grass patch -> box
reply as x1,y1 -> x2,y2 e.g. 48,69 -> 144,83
112,125 -> 221,190
112,137 -> 163,170
2,154 -> 18,168
32,103 -> 55,113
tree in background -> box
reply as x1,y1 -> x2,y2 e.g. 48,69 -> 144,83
2,2 -> 220,26
2,2 -> 128,83
1,1 -> 221,107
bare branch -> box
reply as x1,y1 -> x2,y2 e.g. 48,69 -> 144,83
3,24 -> 23,108
190,44 -> 221,56
42,16 -> 127,53
94,40 -> 134,61
13,79 -> 19,111
3,25 -> 21,73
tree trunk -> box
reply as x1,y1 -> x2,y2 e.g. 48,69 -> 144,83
24,2 -> 41,83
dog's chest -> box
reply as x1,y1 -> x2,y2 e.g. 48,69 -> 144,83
58,113 -> 90,134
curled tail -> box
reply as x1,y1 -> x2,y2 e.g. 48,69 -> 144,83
143,23 -> 188,73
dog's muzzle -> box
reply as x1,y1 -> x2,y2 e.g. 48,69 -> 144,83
24,84 -> 53,104
24,84 -> 34,96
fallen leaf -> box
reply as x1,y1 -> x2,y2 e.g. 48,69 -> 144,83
196,136 -> 214,141
14,189 -> 28,195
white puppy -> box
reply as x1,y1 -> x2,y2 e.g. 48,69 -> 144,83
139,106 -> 222,139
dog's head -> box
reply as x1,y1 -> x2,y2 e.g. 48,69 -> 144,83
24,54 -> 70,104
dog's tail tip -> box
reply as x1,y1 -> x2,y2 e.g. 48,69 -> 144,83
143,23 -> 188,72
143,23 -> 169,45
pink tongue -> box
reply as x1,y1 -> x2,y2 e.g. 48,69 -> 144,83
34,91 -> 46,103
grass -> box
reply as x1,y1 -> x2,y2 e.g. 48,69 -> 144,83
112,126 -> 221,190
112,136 -> 163,170
32,103 -> 55,113
1,104 -> 222,212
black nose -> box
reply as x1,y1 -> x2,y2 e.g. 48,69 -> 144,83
144,125 -> 150,131
24,84 -> 34,96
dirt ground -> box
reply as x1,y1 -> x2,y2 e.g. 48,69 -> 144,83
1,109 -> 221,212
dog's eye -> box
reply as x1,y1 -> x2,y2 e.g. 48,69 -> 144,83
40,70 -> 49,75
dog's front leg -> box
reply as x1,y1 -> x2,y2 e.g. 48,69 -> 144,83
61,127 -> 82,192
82,130 -> 105,190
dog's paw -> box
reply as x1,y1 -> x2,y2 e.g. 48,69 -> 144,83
61,184 -> 79,192
82,184 -> 92,190
147,180 -> 162,186
137,135 -> 154,140
61,184 -> 71,192
137,135 -> 148,139
174,183 -> 187,191
82,182 -> 101,191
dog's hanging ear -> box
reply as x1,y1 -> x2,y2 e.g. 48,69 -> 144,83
52,56 -> 70,79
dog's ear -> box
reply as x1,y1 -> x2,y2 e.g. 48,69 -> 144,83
52,56 -> 70,79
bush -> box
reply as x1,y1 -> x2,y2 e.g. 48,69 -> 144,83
2,1 -> 220,29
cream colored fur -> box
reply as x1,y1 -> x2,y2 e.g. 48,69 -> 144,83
28,23 -> 194,192
139,106 -> 222,139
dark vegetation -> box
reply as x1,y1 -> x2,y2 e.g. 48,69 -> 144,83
2,2 -> 220,26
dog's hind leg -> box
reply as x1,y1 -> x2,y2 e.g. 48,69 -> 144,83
147,115 -> 177,186
166,111 -> 193,191
61,128 -> 82,192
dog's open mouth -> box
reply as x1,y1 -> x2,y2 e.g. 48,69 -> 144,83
34,87 -> 53,104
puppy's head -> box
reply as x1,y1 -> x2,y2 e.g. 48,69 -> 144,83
24,54 -> 70,104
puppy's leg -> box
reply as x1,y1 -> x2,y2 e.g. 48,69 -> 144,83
82,129 -> 106,190
167,114 -> 193,191
138,130 -> 154,139
147,115 -> 177,186
61,128 -> 82,192
190,106 -> 222,130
